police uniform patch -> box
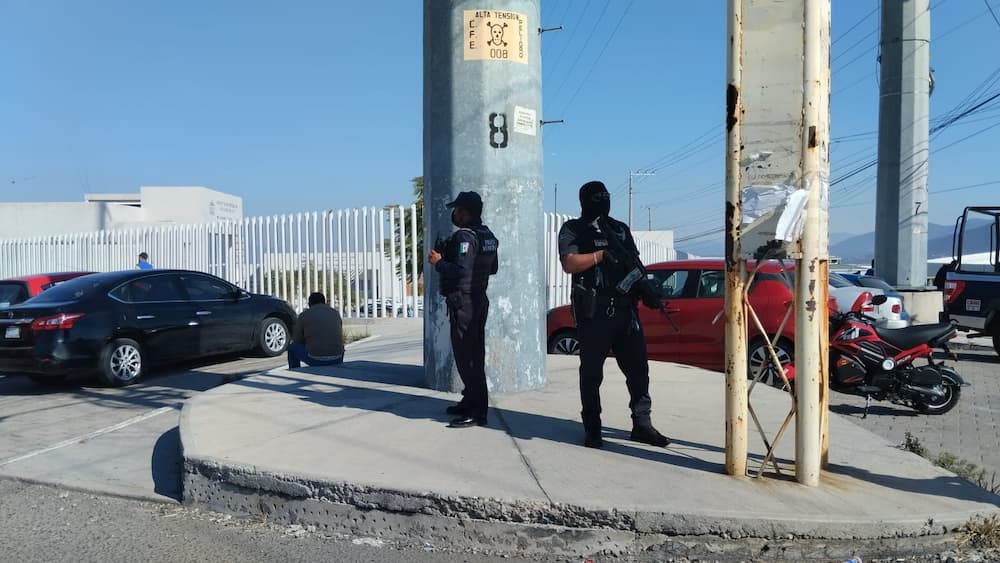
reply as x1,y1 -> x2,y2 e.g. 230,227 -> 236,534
459,242 -> 470,254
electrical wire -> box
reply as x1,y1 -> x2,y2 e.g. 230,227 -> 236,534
549,0 -> 613,101
985,0 -> 1000,30
557,0 -> 636,118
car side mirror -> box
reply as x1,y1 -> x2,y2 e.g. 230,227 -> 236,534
871,294 -> 888,306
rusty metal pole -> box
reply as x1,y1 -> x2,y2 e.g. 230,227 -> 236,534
795,0 -> 831,487
724,0 -> 748,477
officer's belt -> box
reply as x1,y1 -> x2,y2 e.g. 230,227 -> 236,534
594,293 -> 634,307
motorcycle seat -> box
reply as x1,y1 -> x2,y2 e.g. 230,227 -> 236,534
874,323 -> 954,351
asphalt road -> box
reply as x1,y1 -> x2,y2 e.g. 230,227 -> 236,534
0,354 -> 285,502
0,479 -> 566,563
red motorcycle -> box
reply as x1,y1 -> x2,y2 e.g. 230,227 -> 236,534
829,292 -> 964,417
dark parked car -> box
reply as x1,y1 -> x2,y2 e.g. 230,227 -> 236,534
0,271 -> 95,309
0,270 -> 296,386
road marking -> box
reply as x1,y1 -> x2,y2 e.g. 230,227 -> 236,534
0,404 -> 180,468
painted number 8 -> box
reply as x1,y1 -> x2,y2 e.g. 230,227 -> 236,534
488,112 -> 508,149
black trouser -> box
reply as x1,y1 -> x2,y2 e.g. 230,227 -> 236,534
575,297 -> 652,434
447,291 -> 489,419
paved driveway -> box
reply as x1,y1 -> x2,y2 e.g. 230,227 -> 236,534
829,349 -> 1000,485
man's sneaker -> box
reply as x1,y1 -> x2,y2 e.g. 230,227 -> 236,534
445,403 -> 467,415
630,425 -> 670,447
583,432 -> 603,449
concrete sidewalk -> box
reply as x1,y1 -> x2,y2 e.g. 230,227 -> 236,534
180,321 -> 1000,560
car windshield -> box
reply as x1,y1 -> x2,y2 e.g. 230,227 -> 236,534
828,273 -> 854,288
857,277 -> 894,292
26,275 -> 103,303
0,282 -> 29,309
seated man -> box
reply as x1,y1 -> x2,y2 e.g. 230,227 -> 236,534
287,292 -> 345,368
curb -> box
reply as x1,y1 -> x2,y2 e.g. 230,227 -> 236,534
179,455 -> 973,561
949,340 -> 995,353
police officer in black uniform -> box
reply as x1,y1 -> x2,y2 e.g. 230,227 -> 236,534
558,181 -> 670,449
428,191 -> 499,429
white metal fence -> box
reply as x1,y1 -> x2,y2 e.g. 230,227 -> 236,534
0,207 -> 672,316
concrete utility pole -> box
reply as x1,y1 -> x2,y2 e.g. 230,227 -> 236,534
627,170 -> 654,228
723,0 -> 748,477
795,0 -> 831,488
424,0 -> 546,393
874,0 -> 930,288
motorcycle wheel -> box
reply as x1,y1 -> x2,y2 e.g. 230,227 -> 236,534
913,371 -> 961,415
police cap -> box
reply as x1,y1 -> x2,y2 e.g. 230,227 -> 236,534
445,191 -> 484,215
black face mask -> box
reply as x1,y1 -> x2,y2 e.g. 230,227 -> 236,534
451,209 -> 462,227
579,182 -> 611,220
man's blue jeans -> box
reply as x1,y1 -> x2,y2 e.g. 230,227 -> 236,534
287,343 -> 343,369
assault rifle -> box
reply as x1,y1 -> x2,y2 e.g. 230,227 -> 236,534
596,216 -> 679,333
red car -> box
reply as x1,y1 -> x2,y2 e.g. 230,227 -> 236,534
546,259 -> 838,386
0,272 -> 96,309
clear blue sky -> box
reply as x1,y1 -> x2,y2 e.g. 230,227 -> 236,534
3,1 -> 999,252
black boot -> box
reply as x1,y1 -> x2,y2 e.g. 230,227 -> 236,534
445,402 -> 467,415
631,424 -> 670,447
583,431 -> 603,449
583,421 -> 603,449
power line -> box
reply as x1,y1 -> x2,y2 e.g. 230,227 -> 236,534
985,0 -> 1000,30
557,0 -> 636,117
931,91 -> 1000,134
549,0 -> 613,100
545,0 -> 594,74
933,179 -> 1000,195
833,6 -> 879,45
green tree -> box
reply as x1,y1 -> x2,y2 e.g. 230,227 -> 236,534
386,176 -> 424,281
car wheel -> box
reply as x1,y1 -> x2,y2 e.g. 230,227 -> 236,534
98,338 -> 145,387
549,330 -> 580,355
258,317 -> 289,357
748,338 -> 794,391
992,330 -> 1000,358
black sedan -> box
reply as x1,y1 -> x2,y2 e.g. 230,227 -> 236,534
0,270 -> 297,386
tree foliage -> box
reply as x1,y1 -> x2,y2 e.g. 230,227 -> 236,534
386,176 -> 424,281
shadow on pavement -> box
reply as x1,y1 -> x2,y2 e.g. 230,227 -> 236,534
0,354 -> 281,421
151,426 -> 182,500
826,462 -> 1000,506
228,360 -> 1000,502
238,361 -> 774,476
829,402 -> 920,418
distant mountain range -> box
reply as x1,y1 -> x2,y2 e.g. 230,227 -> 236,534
676,219 -> 991,262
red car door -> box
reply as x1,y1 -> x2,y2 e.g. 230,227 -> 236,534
638,268 -> 694,362
664,269 -> 727,370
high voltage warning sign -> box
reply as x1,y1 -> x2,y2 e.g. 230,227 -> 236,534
463,10 -> 528,64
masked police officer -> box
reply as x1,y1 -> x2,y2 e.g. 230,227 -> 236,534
558,181 -> 670,449
428,191 -> 499,428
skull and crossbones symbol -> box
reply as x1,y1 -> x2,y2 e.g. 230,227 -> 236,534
487,21 -> 508,47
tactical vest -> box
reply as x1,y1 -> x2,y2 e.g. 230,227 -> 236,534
440,224 -> 499,294
570,218 -> 630,294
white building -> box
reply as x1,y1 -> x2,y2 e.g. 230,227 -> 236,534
0,186 -> 243,239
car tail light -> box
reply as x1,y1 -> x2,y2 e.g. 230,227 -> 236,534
850,292 -> 874,314
944,280 -> 964,304
31,313 -> 86,331
891,303 -> 901,314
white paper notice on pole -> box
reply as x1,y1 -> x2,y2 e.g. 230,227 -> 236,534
739,0 -> 806,259
513,106 -> 536,136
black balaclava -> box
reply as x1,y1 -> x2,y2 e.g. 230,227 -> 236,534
579,181 -> 610,220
